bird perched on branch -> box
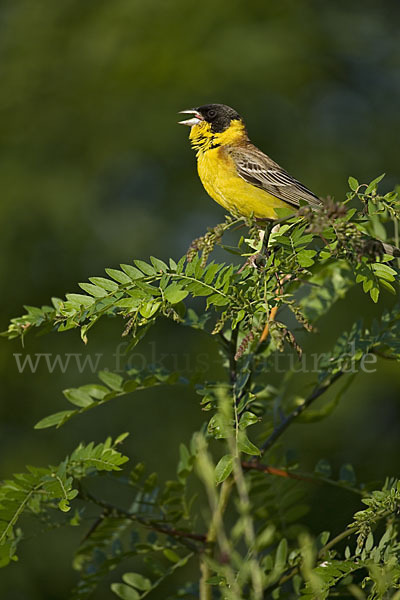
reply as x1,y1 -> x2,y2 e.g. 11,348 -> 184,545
179,103 -> 399,344
179,103 -> 399,259
178,103 -> 321,220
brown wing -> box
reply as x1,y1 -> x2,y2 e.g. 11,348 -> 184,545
228,144 -> 321,209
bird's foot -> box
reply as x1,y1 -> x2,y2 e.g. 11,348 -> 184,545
238,252 -> 266,273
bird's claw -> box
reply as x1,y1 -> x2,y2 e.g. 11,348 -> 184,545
238,252 -> 266,273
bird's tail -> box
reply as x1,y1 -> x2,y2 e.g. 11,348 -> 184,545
363,238 -> 400,258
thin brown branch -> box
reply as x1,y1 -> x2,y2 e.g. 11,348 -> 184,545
78,489 -> 206,548
241,461 -> 364,496
258,370 -> 344,457
241,461 -> 315,482
259,305 -> 278,343
229,327 -> 239,384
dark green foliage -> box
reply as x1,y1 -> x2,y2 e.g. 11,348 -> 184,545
34,367 -> 182,430
0,436 -> 128,568
1,178 -> 400,598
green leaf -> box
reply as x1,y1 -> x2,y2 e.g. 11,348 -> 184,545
122,573 -> 151,591
297,249 -> 316,268
134,260 -> 156,276
69,439 -> 129,472
372,263 -> 397,281
164,284 -> 189,304
206,293 -> 229,307
163,548 -> 180,563
274,538 -> 288,574
143,472 -> 158,492
65,293 -> 95,307
139,301 -> 161,318
204,262 -> 224,283
274,206 -> 295,219
150,256 -> 168,272
169,257 -> 177,270
89,277 -> 119,292
348,176 -> 359,191
58,499 -> 71,512
365,531 -> 374,552
255,525 -> 275,551
78,283 -> 108,298
339,463 -> 356,485
237,431 -> 261,455
111,583 -> 140,600
63,388 -> 94,408
363,278 -> 373,293
314,459 -> 332,478
238,411 -> 259,430
79,384 -> 109,400
105,268 -> 132,284
379,279 -> 396,295
370,286 -> 380,303
35,410 -> 75,429
215,454 -> 234,484
317,531 -> 331,548
345,208 -> 357,221
115,297 -> 142,309
120,264 -> 144,280
365,173 -> 385,194
98,370 -> 124,390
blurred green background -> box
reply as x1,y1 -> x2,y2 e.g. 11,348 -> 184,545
1,1 -> 400,598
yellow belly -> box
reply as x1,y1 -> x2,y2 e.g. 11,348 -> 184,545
197,147 -> 292,220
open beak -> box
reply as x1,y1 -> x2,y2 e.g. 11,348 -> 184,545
178,109 -> 204,127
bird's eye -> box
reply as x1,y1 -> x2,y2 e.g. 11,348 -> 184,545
207,109 -> 216,119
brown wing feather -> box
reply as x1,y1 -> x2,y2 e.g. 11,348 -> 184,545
228,144 -> 321,209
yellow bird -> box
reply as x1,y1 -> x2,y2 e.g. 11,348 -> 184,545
179,103 -> 321,220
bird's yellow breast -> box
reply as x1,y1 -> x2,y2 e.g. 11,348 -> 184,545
197,147 -> 291,220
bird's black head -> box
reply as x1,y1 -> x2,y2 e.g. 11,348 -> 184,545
178,103 -> 242,133
196,104 -> 241,133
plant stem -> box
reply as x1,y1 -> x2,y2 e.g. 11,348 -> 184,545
258,370 -> 344,457
241,461 -> 365,496
394,217 -> 400,269
199,474 -> 235,600
78,488 -> 206,549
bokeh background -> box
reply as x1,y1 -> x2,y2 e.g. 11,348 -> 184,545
1,1 -> 400,598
